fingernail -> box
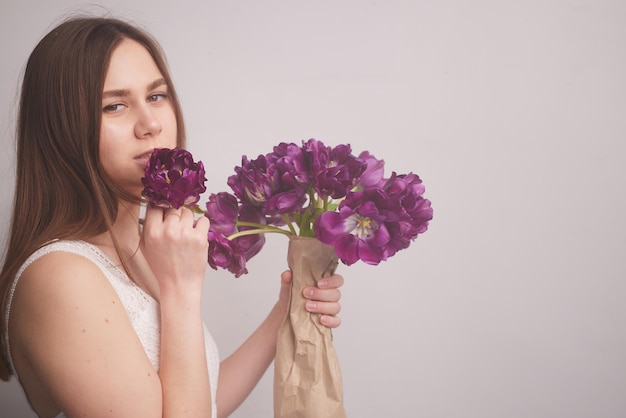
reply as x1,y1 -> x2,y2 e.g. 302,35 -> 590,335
305,288 -> 314,297
318,280 -> 326,288
306,301 -> 317,311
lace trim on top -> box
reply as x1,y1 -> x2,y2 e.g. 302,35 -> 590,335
4,240 -> 219,418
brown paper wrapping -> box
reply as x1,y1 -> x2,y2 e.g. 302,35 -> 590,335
273,236 -> 347,418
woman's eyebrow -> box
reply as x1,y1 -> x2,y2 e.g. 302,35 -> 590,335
102,78 -> 167,99
147,78 -> 167,91
102,88 -> 130,99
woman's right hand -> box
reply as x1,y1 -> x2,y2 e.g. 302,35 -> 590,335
140,205 -> 210,298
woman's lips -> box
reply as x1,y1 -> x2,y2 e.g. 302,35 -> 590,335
135,150 -> 154,160
134,150 -> 154,167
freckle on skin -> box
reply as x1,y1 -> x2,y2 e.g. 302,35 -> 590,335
105,318 -> 109,323
82,329 -> 86,333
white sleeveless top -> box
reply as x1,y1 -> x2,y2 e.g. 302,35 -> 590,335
3,240 -> 219,418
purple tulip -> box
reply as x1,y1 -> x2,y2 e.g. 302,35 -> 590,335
205,192 -> 267,275
314,172 -> 433,265
382,173 -> 433,256
229,150 -> 309,217
228,155 -> 276,207
303,139 -> 366,199
269,142 -> 311,189
205,192 -> 239,235
142,148 -> 207,209
207,231 -> 249,277
315,190 -> 391,265
354,151 -> 386,191
232,203 -> 267,261
265,142 -> 311,214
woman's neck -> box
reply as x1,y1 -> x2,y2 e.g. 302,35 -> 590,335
88,200 -> 142,260
87,200 -> 161,300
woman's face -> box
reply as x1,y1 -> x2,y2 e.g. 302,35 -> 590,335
99,38 -> 177,195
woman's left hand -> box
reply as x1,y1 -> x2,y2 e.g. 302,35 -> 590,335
278,270 -> 344,329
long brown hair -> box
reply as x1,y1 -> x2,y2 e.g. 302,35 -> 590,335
0,16 -> 187,381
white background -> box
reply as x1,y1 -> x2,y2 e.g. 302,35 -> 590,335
1,1 -> 625,417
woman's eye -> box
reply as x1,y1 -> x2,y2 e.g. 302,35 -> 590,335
103,103 -> 124,113
148,93 -> 168,103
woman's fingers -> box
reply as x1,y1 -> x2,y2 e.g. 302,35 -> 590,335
303,274 -> 344,303
319,314 -> 342,328
317,274 -> 344,291
305,299 -> 341,316
163,207 -> 183,221
303,274 -> 343,328
140,205 -> 210,288
145,205 -> 207,232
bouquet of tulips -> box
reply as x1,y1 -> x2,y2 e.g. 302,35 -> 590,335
142,138 -> 433,277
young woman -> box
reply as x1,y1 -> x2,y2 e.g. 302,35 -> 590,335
0,16 -> 343,418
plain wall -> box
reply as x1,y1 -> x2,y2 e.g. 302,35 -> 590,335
1,1 -> 625,417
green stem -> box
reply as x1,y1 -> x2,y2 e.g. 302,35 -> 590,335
185,204 -> 206,214
227,227 -> 292,240
281,214 -> 297,235
235,221 -> 289,234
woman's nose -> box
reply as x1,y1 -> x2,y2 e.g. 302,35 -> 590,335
134,106 -> 162,138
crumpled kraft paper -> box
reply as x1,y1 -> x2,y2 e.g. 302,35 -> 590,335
273,236 -> 347,418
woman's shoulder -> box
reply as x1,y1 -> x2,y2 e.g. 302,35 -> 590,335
7,239 -> 136,365
16,241 -> 115,301
8,240 -> 121,319
13,240 -> 119,285
21,240 -> 107,269
7,239 -> 126,359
